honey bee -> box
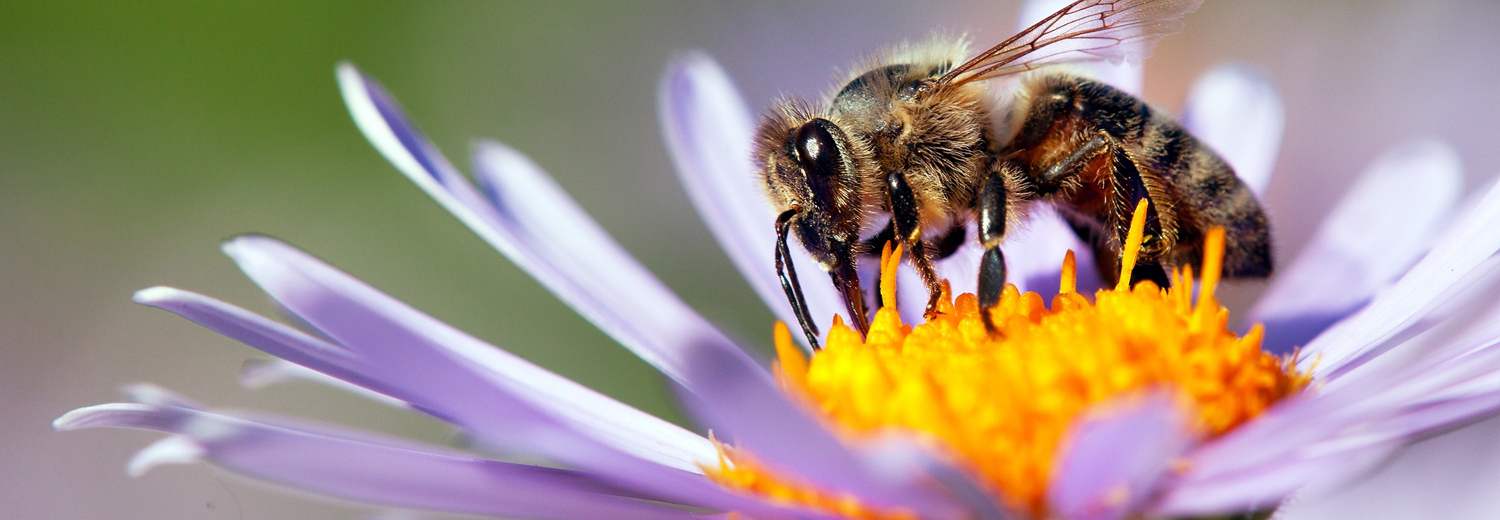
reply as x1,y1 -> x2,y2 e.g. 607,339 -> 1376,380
757,0 -> 1271,348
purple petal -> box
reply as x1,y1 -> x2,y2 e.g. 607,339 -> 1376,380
223,235 -> 959,517
55,404 -> 703,520
1015,0 -> 1144,95
133,286 -> 396,398
1156,376 -> 1434,515
135,281 -> 730,492
859,435 -> 1016,520
1154,436 -> 1402,516
1180,64 -> 1285,197
337,65 -> 856,503
220,237 -> 717,470
1250,140 -> 1462,354
1048,391 -> 1199,520
671,344 -> 966,519
1357,336 -> 1500,442
240,358 -> 411,409
470,140 -> 767,384
340,63 -> 769,389
336,63 -> 489,215
1297,141 -> 1486,377
1154,331 -> 1500,514
1267,422 -> 1500,520
658,51 -> 847,348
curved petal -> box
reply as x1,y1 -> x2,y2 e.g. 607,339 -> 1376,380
134,282 -> 717,476
129,435 -> 207,477
133,286 -> 394,398
1154,435 -> 1402,516
1298,141 -> 1487,377
658,51 -> 847,349
240,358 -> 412,409
671,345 -> 967,519
338,62 -> 767,389
470,140 -> 764,383
54,404 -> 702,520
1157,309 -> 1500,515
1180,64 -> 1285,197
221,237 -> 716,470
224,235 -> 960,517
1048,391 -> 1199,520
1250,140 -> 1462,354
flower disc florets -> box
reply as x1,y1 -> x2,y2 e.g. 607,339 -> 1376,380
710,205 -> 1309,519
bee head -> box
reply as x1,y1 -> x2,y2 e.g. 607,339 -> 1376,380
755,115 -> 863,271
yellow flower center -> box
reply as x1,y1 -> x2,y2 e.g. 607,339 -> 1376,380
707,201 -> 1309,519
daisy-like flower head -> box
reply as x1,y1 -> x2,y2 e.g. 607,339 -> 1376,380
56,2 -> 1500,520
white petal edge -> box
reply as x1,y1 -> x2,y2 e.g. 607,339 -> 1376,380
128,435 -> 206,476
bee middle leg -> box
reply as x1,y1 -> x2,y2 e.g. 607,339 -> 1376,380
885,171 -> 945,318
862,222 -> 964,310
977,167 -> 1010,334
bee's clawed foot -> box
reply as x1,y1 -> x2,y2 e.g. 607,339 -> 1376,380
922,306 -> 945,323
980,309 -> 1005,338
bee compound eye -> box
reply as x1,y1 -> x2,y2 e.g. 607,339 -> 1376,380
795,119 -> 843,181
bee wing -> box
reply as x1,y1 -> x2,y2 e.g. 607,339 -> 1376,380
938,0 -> 1202,87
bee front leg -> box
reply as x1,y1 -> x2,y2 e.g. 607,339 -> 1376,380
885,171 -> 944,318
977,169 -> 1010,334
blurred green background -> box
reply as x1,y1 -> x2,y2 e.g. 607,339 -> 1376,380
5,1 -> 1500,518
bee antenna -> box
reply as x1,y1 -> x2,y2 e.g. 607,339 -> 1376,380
775,209 -> 821,350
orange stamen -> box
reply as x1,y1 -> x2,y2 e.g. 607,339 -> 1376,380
707,223 -> 1304,519
1116,198 -> 1151,291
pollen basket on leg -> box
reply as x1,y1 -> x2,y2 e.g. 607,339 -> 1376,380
708,225 -> 1307,519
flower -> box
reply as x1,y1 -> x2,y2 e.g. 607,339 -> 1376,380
54,3 -> 1500,520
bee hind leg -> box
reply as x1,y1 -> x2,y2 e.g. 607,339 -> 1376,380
977,170 -> 1010,334
885,171 -> 945,318
1044,132 -> 1173,290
